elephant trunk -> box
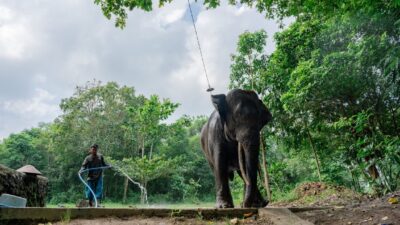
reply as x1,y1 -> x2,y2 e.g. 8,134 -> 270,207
238,142 -> 250,185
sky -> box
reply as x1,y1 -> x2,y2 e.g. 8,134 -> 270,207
0,0 -> 288,140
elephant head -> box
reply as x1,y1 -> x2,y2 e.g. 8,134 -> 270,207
211,89 -> 272,207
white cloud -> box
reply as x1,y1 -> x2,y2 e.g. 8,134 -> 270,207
160,8 -> 186,27
0,5 -> 38,60
2,88 -> 59,117
0,0 -> 290,139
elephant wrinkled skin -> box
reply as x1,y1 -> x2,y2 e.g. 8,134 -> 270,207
201,89 -> 272,208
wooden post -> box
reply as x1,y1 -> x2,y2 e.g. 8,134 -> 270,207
123,177 -> 128,203
306,129 -> 322,182
260,134 -> 272,200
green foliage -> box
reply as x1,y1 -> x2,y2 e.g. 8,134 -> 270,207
0,126 -> 49,171
229,2 -> 400,196
93,0 -> 400,28
128,94 -> 179,158
230,30 -> 268,93
109,155 -> 181,185
1,0 -> 399,207
0,81 -> 214,204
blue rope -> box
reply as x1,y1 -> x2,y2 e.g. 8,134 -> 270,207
78,166 -> 112,208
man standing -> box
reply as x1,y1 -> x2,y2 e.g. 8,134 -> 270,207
80,144 -> 109,207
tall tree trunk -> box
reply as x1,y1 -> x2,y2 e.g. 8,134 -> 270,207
149,142 -> 154,159
122,177 -> 128,203
306,129 -> 322,182
141,139 -> 145,158
140,181 -> 147,204
260,135 -> 272,200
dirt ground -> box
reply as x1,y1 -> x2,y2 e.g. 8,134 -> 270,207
52,216 -> 274,225
271,182 -> 400,225
51,183 -> 399,225
49,205 -> 399,225
296,205 -> 399,225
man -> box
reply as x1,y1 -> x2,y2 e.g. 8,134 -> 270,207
80,144 -> 109,207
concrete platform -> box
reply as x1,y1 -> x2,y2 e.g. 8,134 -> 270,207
0,207 -> 318,224
0,207 -> 258,224
259,208 -> 314,225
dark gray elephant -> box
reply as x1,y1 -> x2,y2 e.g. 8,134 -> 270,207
201,89 -> 272,208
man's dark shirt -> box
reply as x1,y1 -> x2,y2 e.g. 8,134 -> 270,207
81,153 -> 108,180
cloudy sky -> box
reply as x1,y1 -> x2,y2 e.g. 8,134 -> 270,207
0,0 -> 287,139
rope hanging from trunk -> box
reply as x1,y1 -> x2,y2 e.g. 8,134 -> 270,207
187,0 -> 214,93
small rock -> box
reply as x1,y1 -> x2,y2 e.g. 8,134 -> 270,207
230,218 -> 239,225
388,197 -> 398,204
347,222 -> 352,224
381,216 -> 388,221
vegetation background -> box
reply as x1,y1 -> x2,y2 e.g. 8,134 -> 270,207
0,0 -> 399,206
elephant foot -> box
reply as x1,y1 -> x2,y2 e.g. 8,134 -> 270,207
216,202 -> 234,208
216,197 -> 234,208
252,198 -> 269,208
242,198 -> 269,208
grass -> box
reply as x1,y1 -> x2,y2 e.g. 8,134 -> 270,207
60,208 -> 71,225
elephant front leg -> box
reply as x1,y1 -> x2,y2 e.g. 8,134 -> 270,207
252,187 -> 268,208
214,165 -> 234,208
242,143 -> 266,208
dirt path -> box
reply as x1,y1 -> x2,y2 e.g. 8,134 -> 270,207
296,205 -> 399,225
52,216 -> 274,225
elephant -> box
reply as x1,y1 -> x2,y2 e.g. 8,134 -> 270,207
200,89 -> 272,208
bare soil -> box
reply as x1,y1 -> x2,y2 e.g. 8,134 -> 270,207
292,184 -> 400,225
50,183 -> 399,225
296,205 -> 399,225
52,216 -> 274,225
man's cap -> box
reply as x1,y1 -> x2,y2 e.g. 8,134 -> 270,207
91,144 -> 99,149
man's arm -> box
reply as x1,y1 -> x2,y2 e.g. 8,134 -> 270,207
80,156 -> 89,172
101,155 -> 110,167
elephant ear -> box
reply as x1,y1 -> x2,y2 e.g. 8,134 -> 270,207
259,100 -> 272,126
211,94 -> 228,125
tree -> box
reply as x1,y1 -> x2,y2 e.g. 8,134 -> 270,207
230,30 -> 268,93
228,0 -> 400,194
48,80 -> 143,202
128,95 -> 179,158
0,127 -> 49,171
93,0 -> 399,28
108,155 -> 181,204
